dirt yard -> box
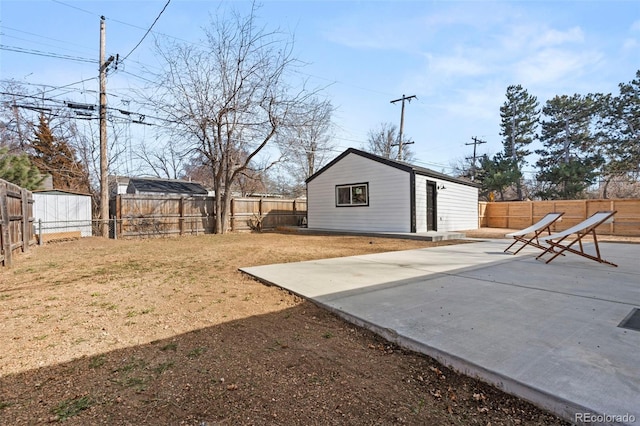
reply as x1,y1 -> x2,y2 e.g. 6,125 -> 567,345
0,232 -> 567,425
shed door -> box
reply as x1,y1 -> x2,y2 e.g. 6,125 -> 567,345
426,181 -> 437,231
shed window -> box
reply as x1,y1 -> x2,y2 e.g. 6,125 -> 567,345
336,183 -> 368,207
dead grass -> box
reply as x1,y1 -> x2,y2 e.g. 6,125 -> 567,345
0,232 -> 566,425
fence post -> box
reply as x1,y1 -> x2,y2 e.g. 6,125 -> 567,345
116,194 -> 122,238
179,197 -> 184,236
293,199 -> 297,226
38,219 -> 43,246
21,189 -> 30,252
610,200 -> 615,234
112,215 -> 117,240
230,198 -> 235,232
0,185 -> 12,266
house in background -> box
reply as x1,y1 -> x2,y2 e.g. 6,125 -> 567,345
108,175 -> 130,198
32,189 -> 93,241
305,148 -> 479,234
109,176 -> 210,198
126,177 -> 209,197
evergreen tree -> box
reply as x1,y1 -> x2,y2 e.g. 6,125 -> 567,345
499,85 -> 539,200
0,147 -> 44,190
535,94 -> 604,199
475,154 -> 520,201
599,70 -> 640,195
29,114 -> 90,193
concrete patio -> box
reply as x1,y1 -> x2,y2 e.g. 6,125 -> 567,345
241,239 -> 640,425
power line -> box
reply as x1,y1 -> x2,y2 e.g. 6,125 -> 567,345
5,4 -> 466,174
0,44 -> 96,64
0,24 -> 95,56
50,0 -> 94,16
51,0 -> 194,45
121,0 -> 171,62
1,78 -> 100,98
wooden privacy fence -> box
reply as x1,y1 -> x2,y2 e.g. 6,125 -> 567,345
112,194 -> 307,238
230,197 -> 306,231
0,179 -> 35,266
479,199 -> 640,236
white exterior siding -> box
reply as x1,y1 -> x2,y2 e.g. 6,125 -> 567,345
33,193 -> 93,237
415,175 -> 428,233
307,153 -> 411,232
414,175 -> 478,232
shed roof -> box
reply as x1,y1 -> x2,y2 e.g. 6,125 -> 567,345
127,178 -> 208,195
306,148 -> 479,187
33,189 -> 92,197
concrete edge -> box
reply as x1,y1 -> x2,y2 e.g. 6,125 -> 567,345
290,227 -> 466,241
239,267 -> 610,426
320,306 -> 592,426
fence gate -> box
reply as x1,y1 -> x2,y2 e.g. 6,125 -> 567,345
0,179 -> 34,267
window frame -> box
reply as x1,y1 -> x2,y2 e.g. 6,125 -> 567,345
335,182 -> 369,207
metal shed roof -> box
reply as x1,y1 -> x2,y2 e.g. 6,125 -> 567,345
127,178 -> 208,195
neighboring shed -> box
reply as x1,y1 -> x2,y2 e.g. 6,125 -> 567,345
126,177 -> 208,196
108,175 -> 130,197
306,148 -> 479,233
32,190 -> 93,241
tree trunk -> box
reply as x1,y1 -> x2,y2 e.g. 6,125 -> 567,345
214,193 -> 224,234
516,179 -> 523,201
602,178 -> 610,199
221,190 -> 232,234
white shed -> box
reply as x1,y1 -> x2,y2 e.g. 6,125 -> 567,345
306,148 -> 479,233
33,190 -> 93,239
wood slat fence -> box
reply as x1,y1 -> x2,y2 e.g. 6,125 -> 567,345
111,194 -> 306,238
479,199 -> 640,236
0,179 -> 35,267
230,197 -> 306,231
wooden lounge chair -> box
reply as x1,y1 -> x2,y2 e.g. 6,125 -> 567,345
504,212 -> 564,254
536,211 -> 617,266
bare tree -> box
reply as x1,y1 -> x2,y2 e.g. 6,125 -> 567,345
0,80 -> 36,151
149,4 -> 316,233
278,97 -> 335,184
135,141 -> 189,180
364,122 -> 415,162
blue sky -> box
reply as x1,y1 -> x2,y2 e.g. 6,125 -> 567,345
1,0 -> 639,178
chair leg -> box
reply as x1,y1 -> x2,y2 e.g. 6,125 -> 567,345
536,235 -> 569,262
505,227 -> 552,255
504,238 -> 520,253
540,231 -> 617,267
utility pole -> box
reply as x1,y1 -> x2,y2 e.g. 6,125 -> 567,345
390,94 -> 416,161
99,16 -> 115,237
465,136 -> 486,181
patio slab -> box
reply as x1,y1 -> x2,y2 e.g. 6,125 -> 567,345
240,240 -> 640,425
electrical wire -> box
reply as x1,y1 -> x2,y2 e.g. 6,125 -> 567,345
121,0 -> 171,62
0,44 -> 96,64
6,2 -> 469,171
0,25 -> 95,56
